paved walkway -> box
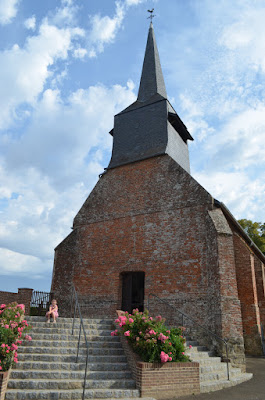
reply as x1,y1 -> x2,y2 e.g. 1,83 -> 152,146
175,357 -> 265,400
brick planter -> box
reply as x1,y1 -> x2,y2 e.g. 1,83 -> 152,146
0,370 -> 11,400
120,336 -> 200,399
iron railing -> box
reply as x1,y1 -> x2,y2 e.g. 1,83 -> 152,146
148,293 -> 230,380
70,285 -> 89,400
31,291 -> 53,315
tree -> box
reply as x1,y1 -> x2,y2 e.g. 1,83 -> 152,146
238,219 -> 265,254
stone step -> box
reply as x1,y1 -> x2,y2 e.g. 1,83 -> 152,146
185,340 -> 200,346
11,370 -> 133,381
5,388 -> 140,399
18,346 -> 125,356
8,378 -> 136,390
31,323 -> 114,329
200,373 -> 253,393
187,350 -> 215,358
26,317 -> 113,323
188,356 -> 222,364
28,333 -> 118,341
17,354 -> 127,363
23,340 -> 123,349
200,368 -> 243,382
30,327 -> 113,334
13,361 -> 129,371
24,340 -> 122,348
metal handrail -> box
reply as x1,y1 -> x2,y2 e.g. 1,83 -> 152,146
148,293 -> 230,380
70,285 -> 89,400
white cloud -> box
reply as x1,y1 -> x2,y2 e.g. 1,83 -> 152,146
0,21 -> 84,130
89,1 -> 125,55
24,15 -> 36,30
0,0 -> 19,25
73,47 -> 87,59
194,170 -> 265,222
0,248 -> 50,278
0,81 -> 136,279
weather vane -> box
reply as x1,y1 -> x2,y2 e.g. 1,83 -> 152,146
147,8 -> 156,22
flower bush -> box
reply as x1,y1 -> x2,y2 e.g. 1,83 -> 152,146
112,309 -> 190,363
0,303 -> 32,372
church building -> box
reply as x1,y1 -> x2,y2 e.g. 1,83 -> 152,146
51,23 -> 265,371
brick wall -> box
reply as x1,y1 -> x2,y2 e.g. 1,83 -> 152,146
51,155 -> 246,368
0,288 -> 33,315
232,233 -> 263,355
0,370 -> 11,400
120,335 -> 200,398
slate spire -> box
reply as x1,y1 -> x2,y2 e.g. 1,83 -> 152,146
137,22 -> 167,102
107,22 -> 193,173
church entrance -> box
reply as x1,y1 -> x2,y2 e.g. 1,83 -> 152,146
121,272 -> 145,313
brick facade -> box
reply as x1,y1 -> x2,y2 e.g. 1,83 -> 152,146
51,154 -> 254,369
120,335 -> 200,398
0,288 -> 33,315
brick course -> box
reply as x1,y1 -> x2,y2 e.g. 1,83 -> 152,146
120,335 -> 200,398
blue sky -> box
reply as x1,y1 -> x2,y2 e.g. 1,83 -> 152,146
0,0 -> 265,293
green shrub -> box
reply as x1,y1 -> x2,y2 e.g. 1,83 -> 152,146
0,302 -> 32,371
112,309 -> 190,363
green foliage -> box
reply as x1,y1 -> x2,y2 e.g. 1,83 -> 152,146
238,219 -> 265,254
112,309 -> 190,363
0,302 -> 32,372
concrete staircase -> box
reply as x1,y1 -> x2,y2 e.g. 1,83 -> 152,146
6,316 -> 142,400
185,337 -> 253,393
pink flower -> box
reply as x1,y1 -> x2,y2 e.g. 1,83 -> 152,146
119,316 -> 127,326
166,330 -> 170,334
1,344 -> 5,348
111,330 -> 118,336
14,358 -> 18,363
149,329 -> 156,335
156,315 -> 162,322
158,333 -> 168,343
182,352 -> 185,355
4,325 -> 9,329
160,351 -> 169,363
15,315 -> 18,318
139,331 -> 142,335
0,366 -> 2,370
136,337 -> 140,342
0,304 -> 6,309
168,357 -> 172,361
25,335 -> 32,341
6,350 -> 9,353
17,304 -> 25,310
115,319 -> 119,323
149,317 -> 153,321
11,344 -> 18,351
124,330 -> 130,337
189,345 -> 192,349
128,318 -> 134,324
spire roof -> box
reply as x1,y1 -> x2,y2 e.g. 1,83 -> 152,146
137,22 -> 167,102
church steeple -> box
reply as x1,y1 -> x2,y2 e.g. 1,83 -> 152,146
107,22 -> 193,172
137,22 -> 167,102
